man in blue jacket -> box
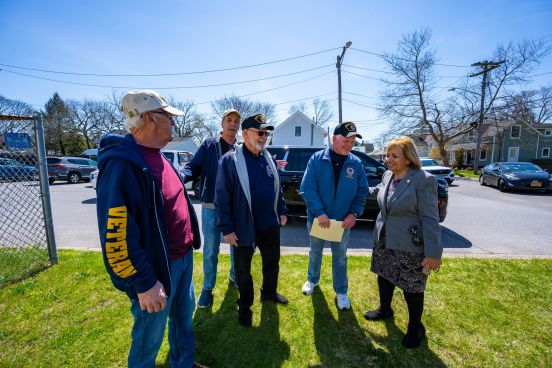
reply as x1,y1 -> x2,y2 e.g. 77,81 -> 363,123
215,114 -> 288,327
96,90 -> 205,368
299,122 -> 368,311
183,108 -> 240,309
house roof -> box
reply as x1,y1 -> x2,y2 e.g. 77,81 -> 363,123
532,123 -> 552,129
272,111 -> 327,135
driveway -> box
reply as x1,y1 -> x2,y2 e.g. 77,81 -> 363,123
48,178 -> 552,257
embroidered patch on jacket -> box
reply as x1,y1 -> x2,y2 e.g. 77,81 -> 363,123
346,167 -> 355,179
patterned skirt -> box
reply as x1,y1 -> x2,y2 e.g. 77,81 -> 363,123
371,227 -> 428,293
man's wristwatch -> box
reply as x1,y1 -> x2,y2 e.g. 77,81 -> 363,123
350,212 -> 358,218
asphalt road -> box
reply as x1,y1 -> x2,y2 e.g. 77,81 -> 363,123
45,178 -> 552,257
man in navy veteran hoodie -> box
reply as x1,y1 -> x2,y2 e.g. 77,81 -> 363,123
96,90 -> 205,368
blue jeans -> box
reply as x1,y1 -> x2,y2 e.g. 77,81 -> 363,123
128,250 -> 195,368
201,207 -> 235,291
306,221 -> 350,294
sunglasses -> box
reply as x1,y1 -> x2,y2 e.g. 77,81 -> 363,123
248,129 -> 270,137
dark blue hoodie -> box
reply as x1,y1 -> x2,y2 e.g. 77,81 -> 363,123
96,134 -> 200,300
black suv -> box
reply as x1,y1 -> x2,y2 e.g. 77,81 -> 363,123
267,146 -> 448,221
47,156 -> 98,184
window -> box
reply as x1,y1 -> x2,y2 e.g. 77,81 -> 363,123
510,125 -> 521,139
88,160 -> 97,167
294,126 -> 302,137
545,129 -> 552,137
178,152 -> 192,165
479,149 -> 487,161
543,147 -> 550,158
162,152 -> 174,162
467,129 -> 475,139
67,158 -> 89,165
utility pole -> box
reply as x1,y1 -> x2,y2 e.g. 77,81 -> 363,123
336,41 -> 352,126
469,60 -> 505,174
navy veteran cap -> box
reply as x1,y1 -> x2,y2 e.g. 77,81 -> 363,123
241,114 -> 274,130
333,121 -> 362,139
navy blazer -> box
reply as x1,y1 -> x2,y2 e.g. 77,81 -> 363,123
371,169 -> 442,259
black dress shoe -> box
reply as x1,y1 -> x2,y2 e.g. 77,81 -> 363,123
238,307 -> 252,327
363,308 -> 394,321
260,292 -> 289,305
402,323 -> 426,349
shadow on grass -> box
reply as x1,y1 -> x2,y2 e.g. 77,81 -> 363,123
184,285 -> 290,368
311,289 -> 447,367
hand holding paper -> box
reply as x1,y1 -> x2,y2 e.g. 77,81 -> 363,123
310,218 -> 345,242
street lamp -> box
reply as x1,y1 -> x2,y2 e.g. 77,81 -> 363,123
337,41 -> 352,126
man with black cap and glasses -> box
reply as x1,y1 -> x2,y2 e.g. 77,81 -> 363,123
299,122 -> 368,311
214,114 -> 289,327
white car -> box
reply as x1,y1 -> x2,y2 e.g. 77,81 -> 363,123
90,151 -> 195,191
161,150 -> 194,190
420,158 -> 455,184
90,169 -> 99,190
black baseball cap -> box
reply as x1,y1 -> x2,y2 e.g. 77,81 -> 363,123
333,122 -> 362,139
241,114 -> 274,130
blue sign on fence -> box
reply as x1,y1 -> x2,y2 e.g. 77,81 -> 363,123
4,132 -> 32,149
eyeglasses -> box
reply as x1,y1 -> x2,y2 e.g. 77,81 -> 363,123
248,129 -> 270,137
151,111 -> 174,119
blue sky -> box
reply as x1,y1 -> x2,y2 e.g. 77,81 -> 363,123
1,0 -> 551,141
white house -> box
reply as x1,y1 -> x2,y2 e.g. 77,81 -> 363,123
269,111 -> 327,147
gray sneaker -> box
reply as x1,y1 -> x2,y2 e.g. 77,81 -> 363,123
197,289 -> 213,309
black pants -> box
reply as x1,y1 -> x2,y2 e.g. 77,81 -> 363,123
233,224 -> 280,309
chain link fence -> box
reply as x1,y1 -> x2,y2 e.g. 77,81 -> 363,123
0,114 -> 57,288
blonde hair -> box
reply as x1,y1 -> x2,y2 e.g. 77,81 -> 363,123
386,136 -> 422,169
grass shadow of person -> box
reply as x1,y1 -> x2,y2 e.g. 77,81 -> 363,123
310,288 -> 381,367
156,280 -> 238,368
367,309 -> 449,367
181,283 -> 289,368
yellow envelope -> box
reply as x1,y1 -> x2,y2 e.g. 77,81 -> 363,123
309,218 -> 345,242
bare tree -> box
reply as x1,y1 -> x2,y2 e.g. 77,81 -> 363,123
378,28 -> 469,165
380,28 -> 551,165
0,95 -> 36,134
498,85 -> 552,124
0,95 -> 35,116
288,101 -> 307,115
311,98 -> 334,126
287,99 -> 334,126
210,95 -> 277,124
66,99 -> 104,149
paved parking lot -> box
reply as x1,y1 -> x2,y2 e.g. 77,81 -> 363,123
47,178 -> 552,257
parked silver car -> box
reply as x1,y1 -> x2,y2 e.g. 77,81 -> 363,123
47,156 -> 98,184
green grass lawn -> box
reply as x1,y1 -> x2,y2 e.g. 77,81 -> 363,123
454,169 -> 480,178
0,250 -> 551,367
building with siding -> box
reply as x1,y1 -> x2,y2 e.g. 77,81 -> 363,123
269,111 -> 327,147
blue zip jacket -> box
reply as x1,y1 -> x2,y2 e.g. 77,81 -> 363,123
182,135 -> 229,204
300,147 -> 368,222
214,144 -> 287,246
96,134 -> 200,300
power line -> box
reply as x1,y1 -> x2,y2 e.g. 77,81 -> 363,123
195,71 -> 335,105
0,64 -> 333,89
350,47 -> 472,68
0,47 -> 340,77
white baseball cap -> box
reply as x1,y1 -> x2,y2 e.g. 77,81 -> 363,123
121,90 -> 184,118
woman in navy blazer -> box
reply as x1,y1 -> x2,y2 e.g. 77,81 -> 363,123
364,136 -> 442,349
